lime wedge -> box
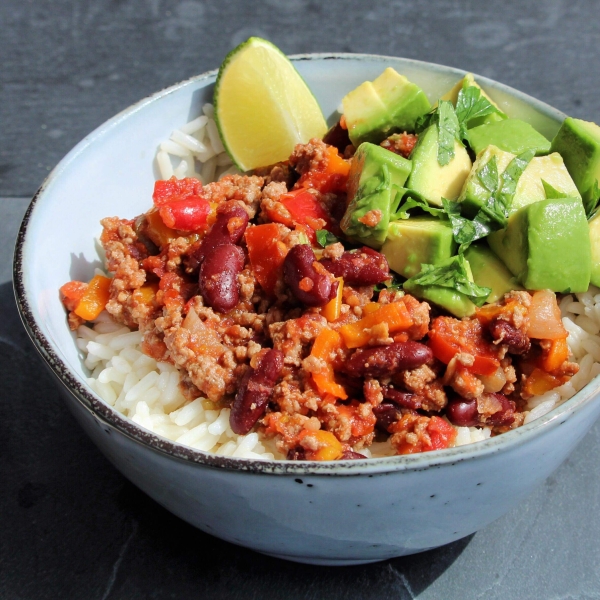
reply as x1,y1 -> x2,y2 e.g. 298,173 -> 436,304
214,37 -> 327,171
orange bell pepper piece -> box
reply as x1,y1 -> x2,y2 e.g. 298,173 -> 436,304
321,278 -> 343,322
310,328 -> 347,399
522,367 -> 563,396
338,301 -> 413,349
300,430 -> 343,461
542,337 -> 570,372
74,275 -> 111,321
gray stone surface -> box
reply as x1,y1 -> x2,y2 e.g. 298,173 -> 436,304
3,0 -> 600,597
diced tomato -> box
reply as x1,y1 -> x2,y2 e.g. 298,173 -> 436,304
280,189 -> 332,231
245,224 -> 288,296
427,416 -> 457,451
429,316 -> 500,376
153,177 -> 204,206
152,177 -> 210,231
158,197 -> 210,231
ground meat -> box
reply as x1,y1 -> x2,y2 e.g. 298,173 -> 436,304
318,401 -> 376,449
203,174 -> 265,218
398,364 -> 447,412
269,314 -> 328,367
321,242 -> 345,261
288,138 -> 329,175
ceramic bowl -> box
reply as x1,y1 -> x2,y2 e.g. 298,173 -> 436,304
14,54 -> 600,566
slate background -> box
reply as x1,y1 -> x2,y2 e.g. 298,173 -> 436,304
2,1 -> 600,598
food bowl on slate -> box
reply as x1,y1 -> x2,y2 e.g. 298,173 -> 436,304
13,53 -> 600,566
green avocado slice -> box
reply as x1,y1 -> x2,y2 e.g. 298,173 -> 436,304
488,197 -> 591,293
341,142 -> 412,248
467,119 -> 551,157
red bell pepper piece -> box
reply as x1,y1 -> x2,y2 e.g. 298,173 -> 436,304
152,177 -> 209,231
280,189 -> 332,231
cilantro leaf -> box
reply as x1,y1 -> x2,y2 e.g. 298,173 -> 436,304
437,100 -> 461,166
316,229 -> 340,248
455,85 -> 504,140
477,154 -> 499,194
442,198 -> 491,250
496,149 -> 535,213
542,179 -> 570,200
393,188 -> 447,220
404,254 -> 491,306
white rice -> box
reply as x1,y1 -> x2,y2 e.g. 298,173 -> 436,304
155,103 -> 240,183
80,111 -> 600,459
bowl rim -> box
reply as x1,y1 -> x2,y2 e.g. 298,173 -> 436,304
13,52 -> 599,476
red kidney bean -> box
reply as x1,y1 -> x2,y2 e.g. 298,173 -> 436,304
489,320 -> 531,355
197,203 -> 249,262
199,243 -> 245,313
283,244 -> 338,307
287,447 -> 306,460
446,398 -> 479,427
381,386 -> 422,410
340,450 -> 367,460
343,342 -> 433,379
447,393 -> 516,428
373,402 -> 403,432
230,349 -> 284,435
485,393 -> 516,427
323,121 -> 351,153
320,247 -> 390,286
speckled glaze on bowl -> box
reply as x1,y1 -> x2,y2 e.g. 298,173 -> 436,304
14,54 -> 600,565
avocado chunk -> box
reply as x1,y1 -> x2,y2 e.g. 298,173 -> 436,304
464,243 -> 522,303
467,119 -> 551,157
459,146 -> 580,218
488,197 -> 591,293
550,117 -> 600,212
381,217 -> 457,278
406,125 -> 472,207
342,68 -> 431,146
403,280 -> 476,318
440,73 -> 505,129
588,211 -> 600,287
341,142 -> 412,248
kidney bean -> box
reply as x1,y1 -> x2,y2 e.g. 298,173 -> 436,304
489,320 -> 531,355
230,349 -> 285,435
283,244 -> 338,307
485,393 -> 516,427
320,247 -> 390,286
199,243 -> 245,313
373,402 -> 403,432
343,342 -> 433,379
197,203 -> 249,262
446,398 -> 479,427
323,120 -> 351,153
340,450 -> 367,460
447,393 -> 516,428
381,386 -> 422,410
287,447 -> 306,460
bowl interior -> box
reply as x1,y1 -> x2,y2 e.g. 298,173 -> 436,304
16,54 -> 572,470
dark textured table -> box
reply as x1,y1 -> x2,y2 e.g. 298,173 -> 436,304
2,1 -> 600,598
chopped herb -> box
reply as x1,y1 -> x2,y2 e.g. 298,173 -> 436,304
316,229 -> 340,247
374,272 -> 404,293
455,85 -> 504,140
405,254 -> 491,306
542,179 -> 570,200
437,100 -> 461,166
392,188 -> 447,220
441,150 -> 534,251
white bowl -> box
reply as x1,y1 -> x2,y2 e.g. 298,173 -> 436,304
14,53 -> 600,565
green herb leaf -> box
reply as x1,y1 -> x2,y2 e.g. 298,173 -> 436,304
393,188 -> 447,220
455,85 -> 504,137
415,109 -> 437,133
477,155 -> 499,194
542,179 -> 569,200
437,100 -> 461,166
496,149 -> 535,213
406,254 -> 491,306
316,229 -> 339,247
442,198 -> 491,251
